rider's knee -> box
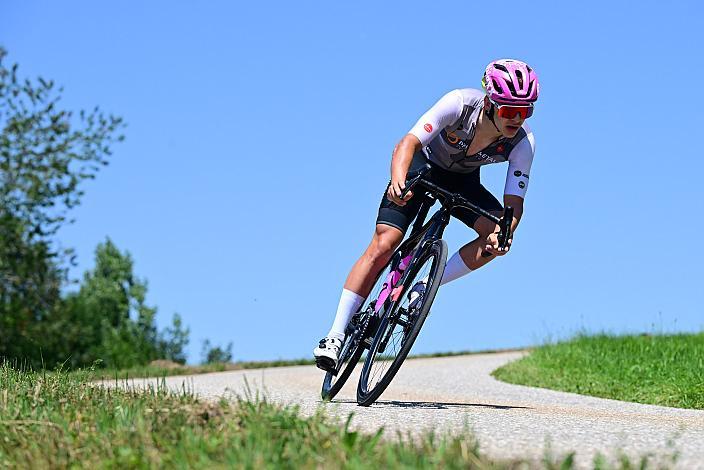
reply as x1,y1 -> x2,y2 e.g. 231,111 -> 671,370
366,225 -> 401,265
473,215 -> 500,239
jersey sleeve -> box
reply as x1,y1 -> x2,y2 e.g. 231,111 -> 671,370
408,90 -> 463,146
504,129 -> 535,198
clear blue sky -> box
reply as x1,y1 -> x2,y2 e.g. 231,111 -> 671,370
2,1 -> 703,363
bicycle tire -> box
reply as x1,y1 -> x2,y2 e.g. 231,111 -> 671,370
356,239 -> 447,406
320,252 -> 399,401
320,317 -> 366,401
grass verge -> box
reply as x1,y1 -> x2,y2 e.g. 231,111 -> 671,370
492,332 -> 704,409
0,362 -> 588,469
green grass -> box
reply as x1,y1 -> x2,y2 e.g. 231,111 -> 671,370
0,362 -> 594,469
492,332 -> 704,409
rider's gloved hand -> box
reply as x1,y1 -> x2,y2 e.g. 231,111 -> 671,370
484,231 -> 512,256
387,179 -> 414,206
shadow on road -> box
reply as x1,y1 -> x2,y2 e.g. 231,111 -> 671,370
330,399 -> 531,410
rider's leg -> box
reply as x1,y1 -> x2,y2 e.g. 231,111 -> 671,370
344,224 -> 404,295
441,169 -> 505,283
324,224 -> 404,340
432,211 -> 501,286
457,211 -> 503,270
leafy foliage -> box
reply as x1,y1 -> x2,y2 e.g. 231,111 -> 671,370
0,48 -> 189,368
0,46 -> 124,363
83,239 -> 190,368
49,239 -> 190,369
201,339 -> 234,364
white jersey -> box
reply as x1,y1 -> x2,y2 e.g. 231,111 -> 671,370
408,88 -> 535,198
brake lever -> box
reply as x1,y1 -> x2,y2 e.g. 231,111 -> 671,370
400,164 -> 431,199
497,206 -> 514,249
481,206 -> 513,258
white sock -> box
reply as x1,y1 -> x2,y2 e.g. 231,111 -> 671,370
440,251 -> 472,286
327,288 -> 365,341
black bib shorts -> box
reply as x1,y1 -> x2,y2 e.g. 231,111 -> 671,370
376,151 -> 503,234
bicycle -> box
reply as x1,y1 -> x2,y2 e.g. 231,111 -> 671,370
320,164 -> 513,406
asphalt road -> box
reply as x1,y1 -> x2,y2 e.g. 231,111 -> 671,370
112,351 -> 704,468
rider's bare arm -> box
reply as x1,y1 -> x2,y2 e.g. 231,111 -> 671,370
387,134 -> 421,206
390,91 -> 464,206
483,195 -> 523,256
504,194 -> 524,233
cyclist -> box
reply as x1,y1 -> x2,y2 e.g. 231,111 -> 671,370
314,59 -> 539,371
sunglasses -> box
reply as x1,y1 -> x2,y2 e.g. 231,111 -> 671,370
490,98 -> 534,120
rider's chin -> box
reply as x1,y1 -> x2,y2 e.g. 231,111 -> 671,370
503,124 -> 520,136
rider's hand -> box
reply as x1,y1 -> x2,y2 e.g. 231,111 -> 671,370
484,231 -> 512,256
387,179 -> 413,206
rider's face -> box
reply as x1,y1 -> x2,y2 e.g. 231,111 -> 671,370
497,112 -> 524,138
483,96 -> 529,138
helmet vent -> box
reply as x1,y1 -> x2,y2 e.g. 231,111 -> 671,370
516,70 -> 524,88
491,79 -> 503,93
494,64 -> 509,73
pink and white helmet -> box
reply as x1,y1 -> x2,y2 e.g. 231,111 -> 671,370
482,59 -> 539,105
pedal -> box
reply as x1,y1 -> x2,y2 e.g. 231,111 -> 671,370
315,356 -> 336,373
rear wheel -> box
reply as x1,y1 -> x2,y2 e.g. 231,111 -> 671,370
356,239 -> 447,406
320,251 -> 400,401
320,312 -> 368,400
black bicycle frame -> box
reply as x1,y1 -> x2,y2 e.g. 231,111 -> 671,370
393,164 -> 514,271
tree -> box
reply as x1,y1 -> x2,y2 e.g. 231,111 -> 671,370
72,239 -> 190,369
0,47 -> 124,363
201,339 -> 233,364
159,314 -> 189,365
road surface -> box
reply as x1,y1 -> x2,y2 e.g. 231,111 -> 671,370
111,351 -> 704,468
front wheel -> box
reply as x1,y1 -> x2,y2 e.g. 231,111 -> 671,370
356,239 -> 447,406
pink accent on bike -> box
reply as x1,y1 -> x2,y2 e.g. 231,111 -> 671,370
398,253 -> 413,271
374,270 -> 401,312
390,286 -> 404,302
373,251 -> 415,313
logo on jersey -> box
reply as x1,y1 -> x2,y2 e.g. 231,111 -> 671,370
442,130 -> 469,152
497,145 -> 505,153
446,131 -> 459,145
423,123 -> 433,133
514,170 -> 522,177
518,181 -> 526,189
476,151 -> 499,164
